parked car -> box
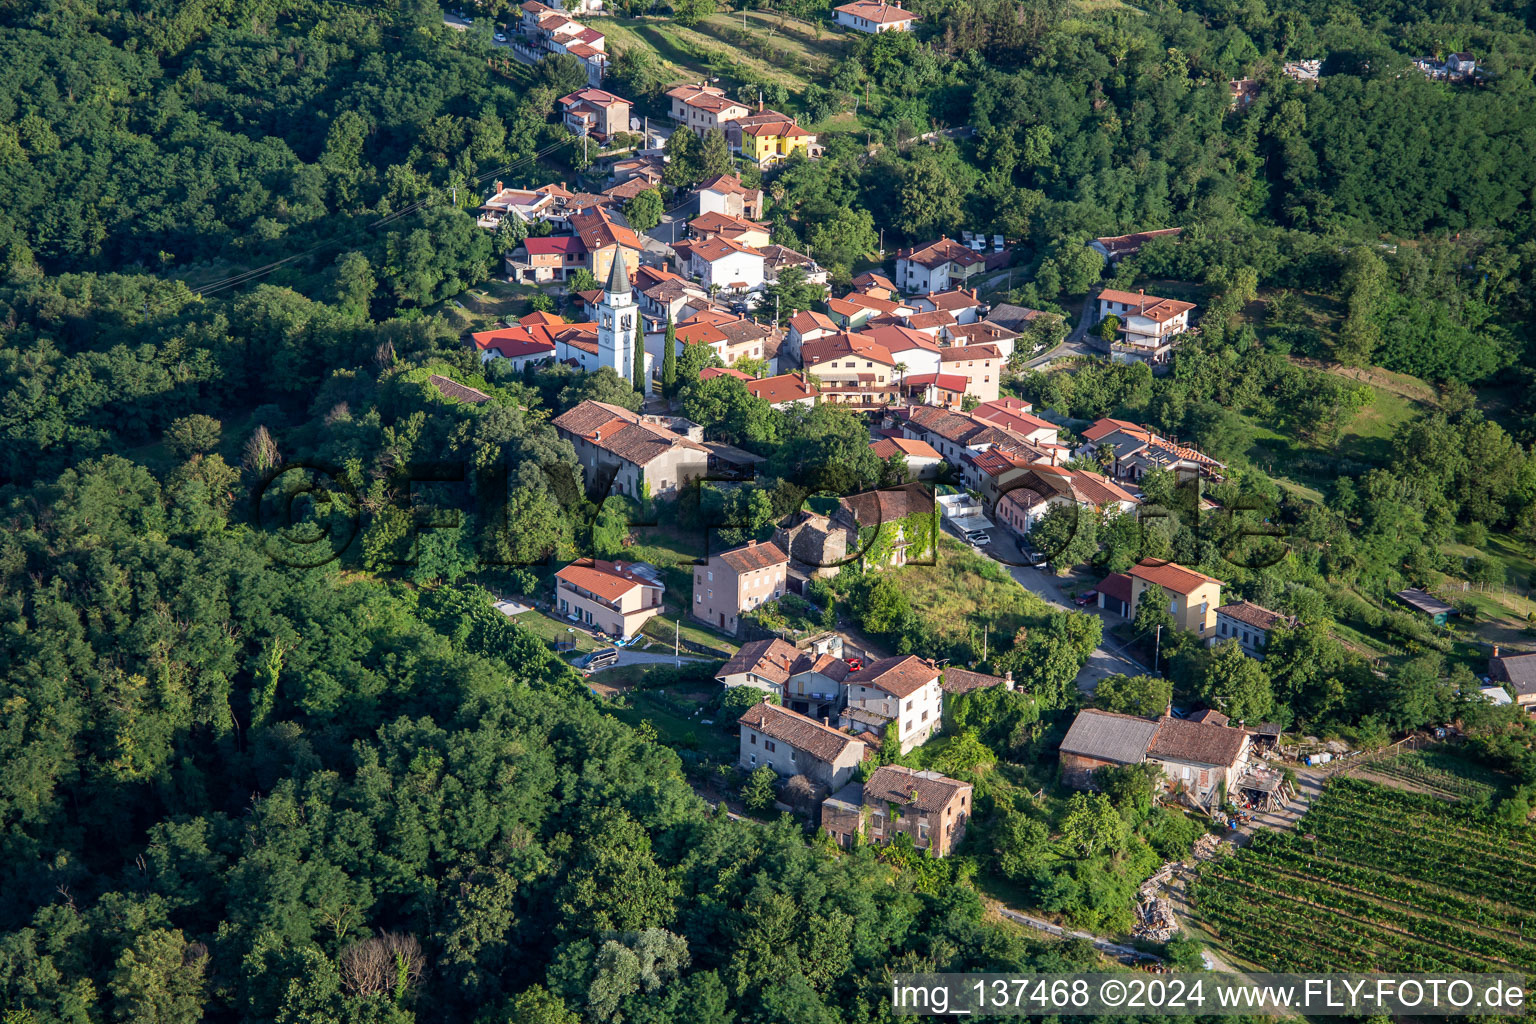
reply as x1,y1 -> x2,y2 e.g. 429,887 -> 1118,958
495,31 -> 506,40
580,648 -> 620,672
962,529 -> 989,546
1074,589 -> 1097,606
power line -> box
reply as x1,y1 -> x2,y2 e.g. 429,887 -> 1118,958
187,135 -> 579,298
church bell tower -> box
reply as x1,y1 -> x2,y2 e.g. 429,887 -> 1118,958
596,253 -> 635,380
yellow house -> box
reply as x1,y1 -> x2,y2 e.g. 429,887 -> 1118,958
735,111 -> 816,166
1100,559 -> 1223,638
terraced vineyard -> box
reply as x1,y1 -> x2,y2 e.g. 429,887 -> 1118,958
1191,777 -> 1536,977
1356,749 -> 1502,801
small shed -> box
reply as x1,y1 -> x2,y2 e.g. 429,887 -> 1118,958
1396,588 -> 1456,625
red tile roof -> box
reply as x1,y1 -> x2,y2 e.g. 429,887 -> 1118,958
834,0 -> 920,23
719,638 -> 800,685
904,372 -> 968,391
896,236 -> 984,270
870,436 -> 941,460
1126,559 -> 1222,595
556,558 -> 660,601
847,655 -> 940,698
717,540 -> 788,573
1098,289 -> 1196,324
746,373 -> 817,404
699,366 -> 752,381
524,236 -> 586,256
738,702 -> 867,764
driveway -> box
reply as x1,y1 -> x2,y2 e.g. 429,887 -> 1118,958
980,530 -> 1148,694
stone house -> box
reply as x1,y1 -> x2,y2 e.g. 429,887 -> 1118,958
821,765 -> 971,856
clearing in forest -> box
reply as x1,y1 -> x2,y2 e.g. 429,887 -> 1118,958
1190,776 -> 1536,975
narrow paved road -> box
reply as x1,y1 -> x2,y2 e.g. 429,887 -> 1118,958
979,531 -> 1148,694
996,906 -> 1161,963
587,650 -> 711,671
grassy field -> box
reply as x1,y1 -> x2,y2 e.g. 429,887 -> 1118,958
604,15 -> 827,95
891,538 -> 1057,653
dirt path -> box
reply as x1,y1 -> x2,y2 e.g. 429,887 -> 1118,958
1287,356 -> 1438,404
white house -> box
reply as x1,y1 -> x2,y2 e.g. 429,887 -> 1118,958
1095,288 -> 1196,365
677,237 -> 765,294
895,237 -> 986,294
833,0 -> 920,32
858,325 -> 942,380
840,656 -> 943,752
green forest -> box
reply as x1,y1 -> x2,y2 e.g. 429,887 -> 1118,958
2,0 -> 1536,1018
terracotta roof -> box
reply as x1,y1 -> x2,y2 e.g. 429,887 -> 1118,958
552,400 -> 708,465
858,324 -> 938,353
1092,228 -> 1182,258
746,373 -> 817,405
697,173 -> 759,198
834,0 -> 920,23
801,332 -> 896,368
847,655 -> 940,698
972,400 -> 1054,436
1188,709 -> 1230,726
905,405 -> 987,445
897,236 -> 984,270
470,327 -> 558,360
926,288 -> 982,311
904,372 -> 968,392
690,210 -> 769,236
719,638 -> 800,685
735,111 -> 813,138
603,178 -> 654,202
738,702 -> 867,764
428,374 -> 492,404
571,206 -> 642,251
1060,709 -> 1158,764
852,271 -> 898,293
524,236 -> 586,256
837,290 -> 903,315
687,235 -> 761,262
939,343 -> 1000,362
666,83 -> 748,114
1098,289 -> 1196,324
1147,715 -> 1247,767
1099,572 -> 1134,606
839,482 -> 933,529
1216,601 -> 1292,632
699,366 -> 752,382
942,667 -> 1011,695
906,310 -> 956,330
1126,559 -> 1222,596
870,436 -> 941,460
862,765 -> 968,815
790,309 -> 837,335
555,558 -> 660,601
794,651 -> 852,682
559,87 -> 629,110
949,321 -> 1019,345
717,540 -> 788,573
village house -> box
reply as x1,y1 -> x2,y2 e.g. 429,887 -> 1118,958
608,153 -> 666,188
859,324 -> 942,380
476,182 -> 557,229
902,405 -> 1058,485
1144,715 -> 1252,808
946,319 -> 1021,357
695,173 -> 764,220
995,465 -> 1139,541
1058,709 -> 1160,787
941,667 -> 1014,698
841,655 -> 944,752
729,108 -> 818,166
1059,708 -> 1251,807
1213,600 -> 1295,659
554,558 -> 664,638
571,206 -> 643,284
903,310 -> 956,338
692,540 -> 789,634
784,310 -> 839,362
635,267 -> 713,326
759,244 -> 826,289
746,372 -> 819,410
1095,288 -> 1197,365
1488,646 -> 1536,713
1282,58 -> 1322,82
667,82 -> 752,135
507,235 -> 586,283
972,397 -> 1061,445
519,1 -> 608,85
552,400 -> 710,498
832,0 -> 920,33
851,271 -> 899,299
716,637 -> 800,696
1098,559 -> 1223,638
899,374 -> 969,411
869,436 -> 944,479
689,211 -> 772,248
799,333 -> 899,409
469,313 -> 565,369
910,287 -> 986,324
601,177 -> 656,209
673,236 -> 765,294
837,483 -> 936,569
821,765 -> 971,855
938,343 -> 1002,402
671,309 -> 774,365
738,702 -> 869,790
1088,227 -> 1183,264
895,237 -> 987,294
1075,417 -> 1224,482
783,649 -> 852,725
1227,78 -> 1260,108
558,88 -> 631,142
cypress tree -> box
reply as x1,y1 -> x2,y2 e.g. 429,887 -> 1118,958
661,315 -> 677,395
632,315 -> 647,395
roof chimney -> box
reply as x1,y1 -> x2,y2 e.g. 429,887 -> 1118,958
494,180 -> 503,193
1492,644 -> 1500,658
748,539 -> 757,547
